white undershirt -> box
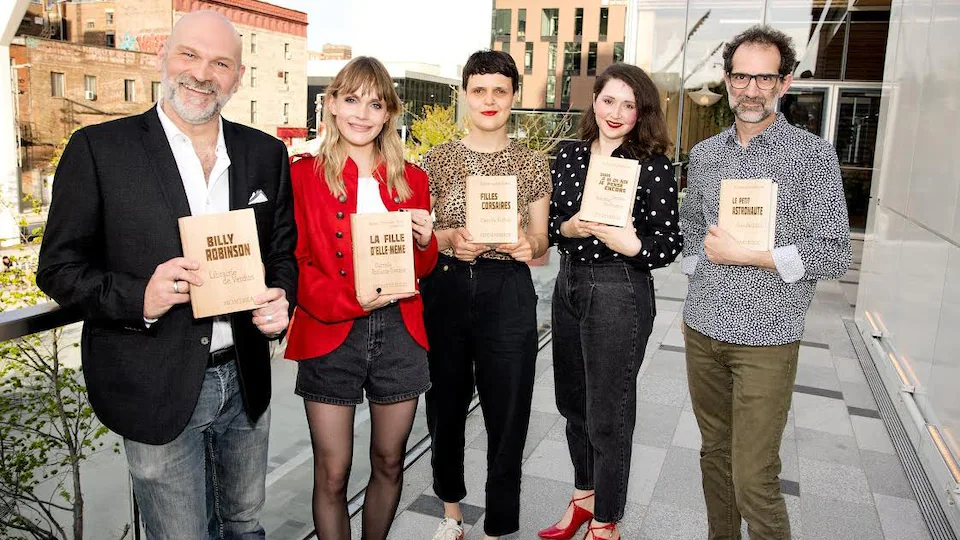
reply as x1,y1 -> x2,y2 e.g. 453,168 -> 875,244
156,101 -> 233,353
356,177 -> 389,214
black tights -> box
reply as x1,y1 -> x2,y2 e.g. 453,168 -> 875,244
305,399 -> 418,540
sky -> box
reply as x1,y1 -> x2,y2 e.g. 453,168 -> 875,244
270,0 -> 351,50
270,0 -> 492,79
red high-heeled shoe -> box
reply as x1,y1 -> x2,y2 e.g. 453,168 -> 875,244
537,493 -> 595,539
583,520 -> 619,540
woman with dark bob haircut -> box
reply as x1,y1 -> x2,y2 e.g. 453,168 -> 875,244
538,63 -> 682,540
421,49 -> 551,540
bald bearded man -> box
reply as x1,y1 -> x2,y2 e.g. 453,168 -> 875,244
37,11 -> 297,539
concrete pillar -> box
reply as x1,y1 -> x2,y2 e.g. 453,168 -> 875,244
1,0 -> 31,245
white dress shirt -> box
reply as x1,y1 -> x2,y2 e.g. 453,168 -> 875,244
156,102 -> 234,352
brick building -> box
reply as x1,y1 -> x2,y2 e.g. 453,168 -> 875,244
310,44 -> 351,61
13,0 -> 308,168
11,35 -> 159,165
490,0 -> 626,111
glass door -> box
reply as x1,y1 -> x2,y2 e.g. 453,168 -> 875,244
782,87 -> 828,137
834,88 -> 882,232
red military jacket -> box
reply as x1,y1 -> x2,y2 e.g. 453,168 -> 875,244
284,155 -> 438,360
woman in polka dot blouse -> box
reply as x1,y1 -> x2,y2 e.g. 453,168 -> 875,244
539,63 -> 682,540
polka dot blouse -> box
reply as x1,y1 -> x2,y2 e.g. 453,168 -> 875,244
548,141 -> 683,269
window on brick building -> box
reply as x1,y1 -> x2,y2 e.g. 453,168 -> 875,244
84,75 -> 97,99
613,42 -> 624,63
283,103 -> 290,125
50,72 -> 64,98
564,42 -> 581,74
548,42 -> 557,71
285,43 -> 291,60
541,9 -> 559,40
546,75 -> 556,108
587,42 -> 598,75
524,42 -> 533,74
105,31 -> 115,48
250,101 -> 258,123
86,20 -> 95,29
517,9 -> 526,41
251,33 -> 258,54
501,41 -> 510,54
574,8 -> 584,38
106,10 -> 114,25
599,8 -> 609,41
493,9 -> 511,39
124,79 -> 135,102
250,67 -> 257,88
151,81 -> 161,103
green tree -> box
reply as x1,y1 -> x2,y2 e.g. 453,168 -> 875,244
0,202 -> 124,539
404,101 -> 466,165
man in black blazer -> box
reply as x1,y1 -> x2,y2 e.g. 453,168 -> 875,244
36,11 -> 296,539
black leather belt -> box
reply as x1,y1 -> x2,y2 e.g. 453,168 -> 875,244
208,347 -> 237,368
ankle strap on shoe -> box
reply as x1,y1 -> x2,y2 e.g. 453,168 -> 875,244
570,492 -> 595,504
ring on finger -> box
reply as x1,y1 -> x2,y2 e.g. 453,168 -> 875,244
173,280 -> 181,294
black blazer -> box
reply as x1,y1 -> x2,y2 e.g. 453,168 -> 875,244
37,106 -> 297,445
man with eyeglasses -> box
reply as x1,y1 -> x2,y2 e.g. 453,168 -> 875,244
679,26 -> 851,540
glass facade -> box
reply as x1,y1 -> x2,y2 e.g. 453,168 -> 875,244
631,0 -> 890,230
396,77 -> 457,133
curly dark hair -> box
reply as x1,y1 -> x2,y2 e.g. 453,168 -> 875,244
722,25 -> 797,77
462,50 -> 520,93
577,63 -> 671,160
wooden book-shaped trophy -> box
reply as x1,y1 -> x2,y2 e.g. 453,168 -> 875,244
718,178 -> 779,251
465,175 -> 519,244
178,208 -> 266,318
579,155 -> 641,227
351,211 -> 416,295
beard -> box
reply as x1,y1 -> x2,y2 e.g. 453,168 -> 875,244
728,94 -> 778,124
162,72 -> 232,125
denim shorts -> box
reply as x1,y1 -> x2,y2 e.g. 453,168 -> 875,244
295,304 -> 431,405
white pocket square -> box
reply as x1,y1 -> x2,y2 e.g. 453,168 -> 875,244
248,190 -> 269,205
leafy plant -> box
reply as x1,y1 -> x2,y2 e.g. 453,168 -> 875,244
404,101 -> 466,165
510,111 -> 576,156
0,202 -> 124,540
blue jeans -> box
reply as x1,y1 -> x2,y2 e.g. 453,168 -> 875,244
124,360 -> 269,540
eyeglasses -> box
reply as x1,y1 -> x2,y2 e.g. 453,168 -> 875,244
728,72 -> 783,90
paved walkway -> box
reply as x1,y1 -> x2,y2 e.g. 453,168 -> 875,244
61,241 -> 936,539
338,242 -> 934,540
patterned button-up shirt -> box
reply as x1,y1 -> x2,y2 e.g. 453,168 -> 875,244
680,113 -> 852,346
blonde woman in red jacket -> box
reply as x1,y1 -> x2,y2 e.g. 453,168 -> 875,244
284,56 -> 439,540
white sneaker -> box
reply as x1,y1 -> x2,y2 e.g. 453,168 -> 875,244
431,517 -> 464,540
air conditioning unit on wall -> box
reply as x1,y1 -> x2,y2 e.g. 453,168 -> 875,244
85,90 -> 96,101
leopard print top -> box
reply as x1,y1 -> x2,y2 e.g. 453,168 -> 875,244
424,140 -> 552,261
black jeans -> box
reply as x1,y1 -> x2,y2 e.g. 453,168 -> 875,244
552,256 -> 655,523
421,254 -> 538,537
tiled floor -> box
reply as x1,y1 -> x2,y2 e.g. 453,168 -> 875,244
349,252 -> 935,540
